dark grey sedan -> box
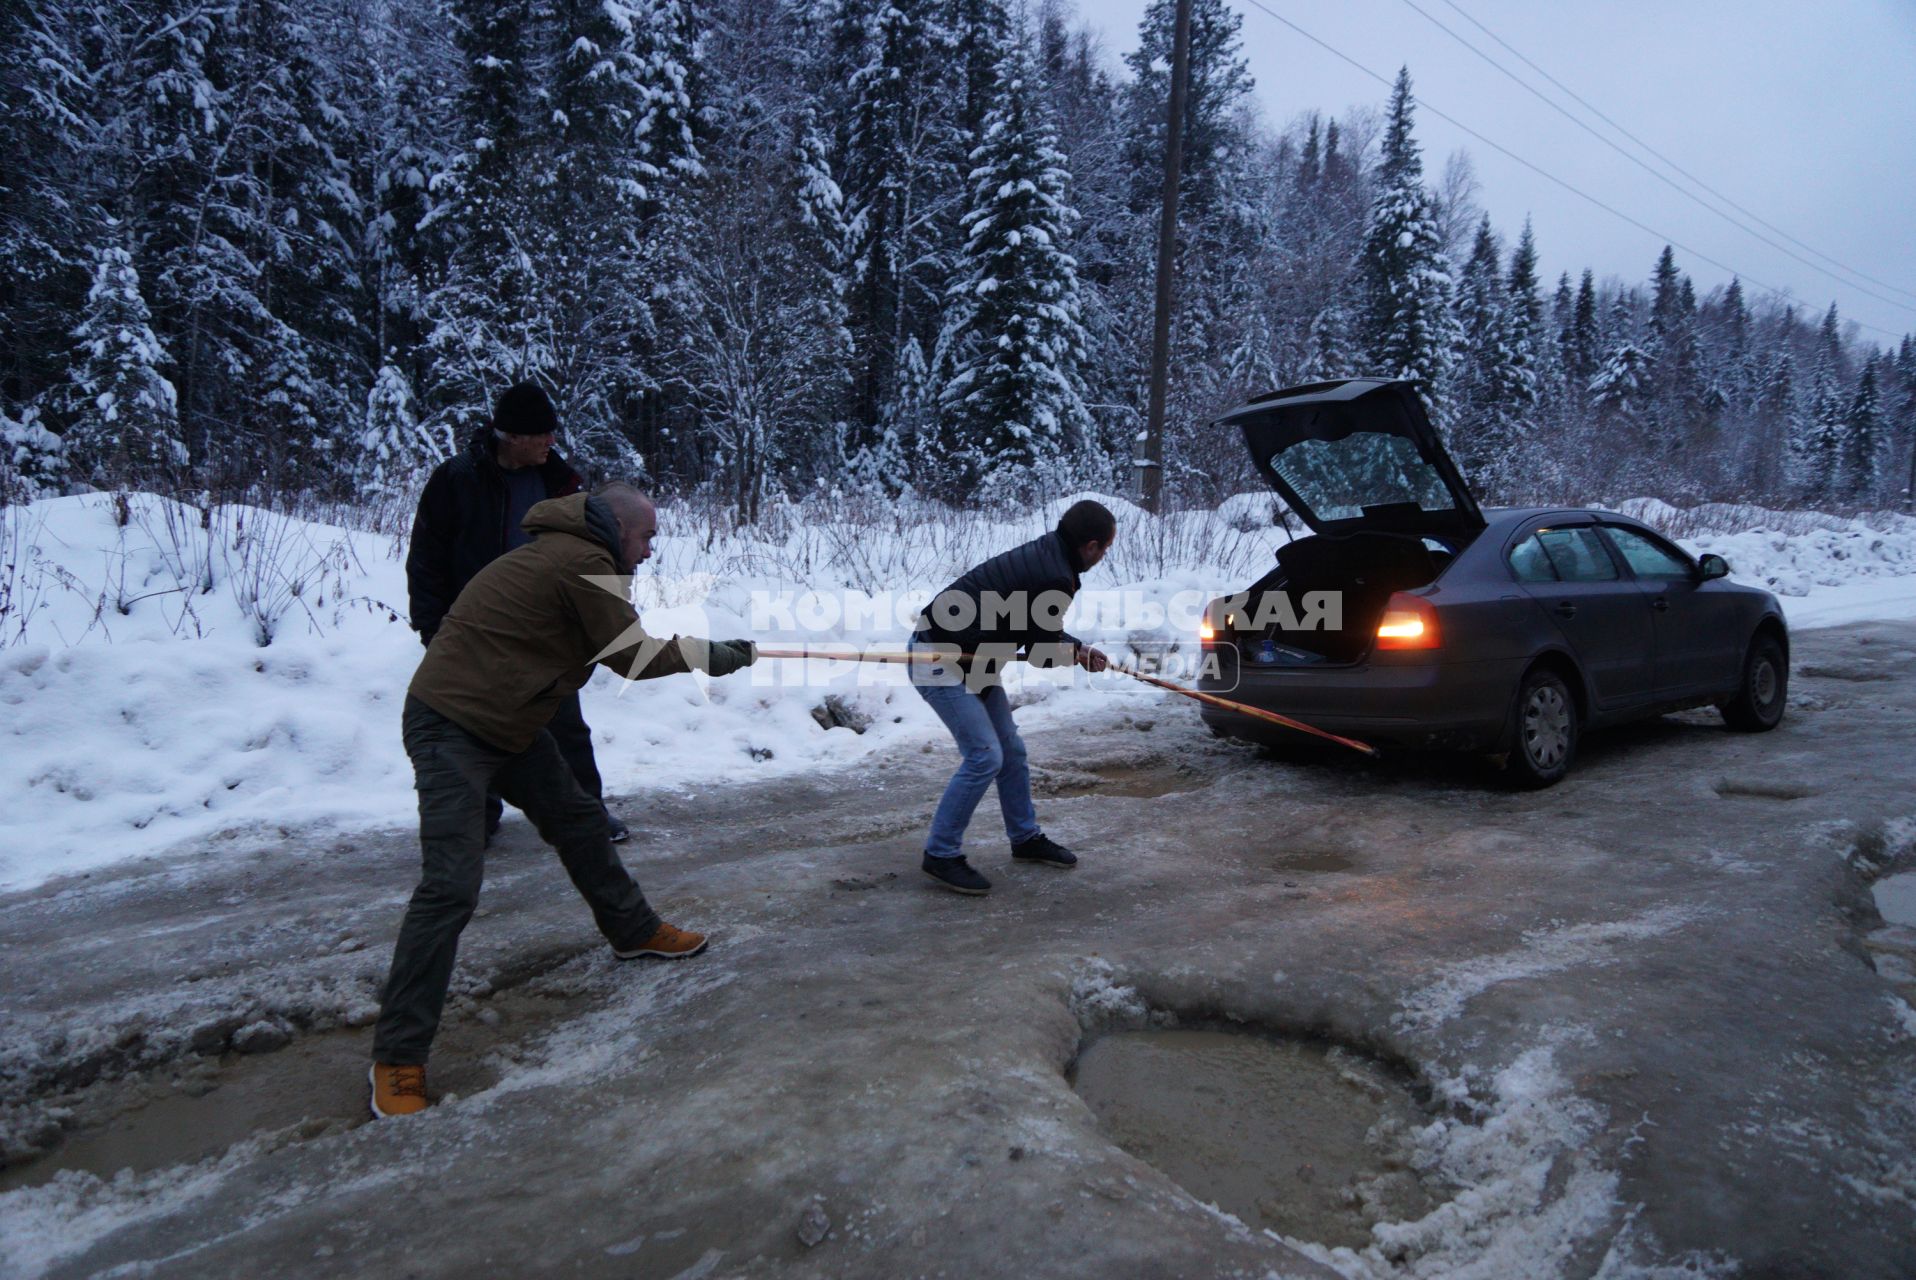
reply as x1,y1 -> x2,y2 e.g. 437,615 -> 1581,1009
1197,377 -> 1789,785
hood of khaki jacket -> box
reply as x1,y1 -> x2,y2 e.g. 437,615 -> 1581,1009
521,488 -> 611,549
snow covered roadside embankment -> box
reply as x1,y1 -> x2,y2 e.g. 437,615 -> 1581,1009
0,492 -> 1257,893
1614,498 -> 1916,627
2,491 -> 1913,894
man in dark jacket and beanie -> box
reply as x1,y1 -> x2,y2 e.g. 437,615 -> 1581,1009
370,482 -> 758,1119
909,499 -> 1115,896
405,381 -> 629,842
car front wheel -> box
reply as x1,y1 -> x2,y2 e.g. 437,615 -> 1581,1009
1719,633 -> 1787,732
1504,667 -> 1578,788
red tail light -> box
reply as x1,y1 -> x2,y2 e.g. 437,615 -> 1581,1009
1375,592 -> 1441,650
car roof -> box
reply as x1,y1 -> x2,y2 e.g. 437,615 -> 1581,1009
1482,506 -> 1663,530
1485,506 -> 1573,526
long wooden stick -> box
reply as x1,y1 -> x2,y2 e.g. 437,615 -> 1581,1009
1102,661 -> 1380,757
754,647 -> 1380,758
756,647 -> 932,664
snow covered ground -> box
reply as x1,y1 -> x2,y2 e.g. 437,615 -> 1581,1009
2,491 -> 1912,893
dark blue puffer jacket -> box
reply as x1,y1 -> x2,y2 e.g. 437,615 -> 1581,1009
914,530 -> 1086,677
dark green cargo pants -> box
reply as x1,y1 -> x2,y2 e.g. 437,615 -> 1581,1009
372,696 -> 661,1065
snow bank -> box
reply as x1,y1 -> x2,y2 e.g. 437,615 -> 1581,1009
1605,499 -> 1916,605
0,494 -> 1244,893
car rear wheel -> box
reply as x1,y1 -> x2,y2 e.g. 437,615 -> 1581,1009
1719,634 -> 1787,732
1504,667 -> 1577,788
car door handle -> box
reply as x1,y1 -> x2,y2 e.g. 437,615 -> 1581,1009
1650,596 -> 1670,612
1554,601 -> 1577,619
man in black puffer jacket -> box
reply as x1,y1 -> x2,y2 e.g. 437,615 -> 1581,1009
405,382 -> 626,842
909,499 -> 1116,896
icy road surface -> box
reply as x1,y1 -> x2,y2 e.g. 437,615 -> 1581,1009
3,622 -> 1914,1278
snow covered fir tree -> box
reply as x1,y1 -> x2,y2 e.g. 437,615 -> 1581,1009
1358,69 -> 1462,428
1,0 -> 1912,511
937,39 -> 1091,500
62,245 -> 185,486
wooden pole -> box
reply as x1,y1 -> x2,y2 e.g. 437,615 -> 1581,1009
1136,0 -> 1194,515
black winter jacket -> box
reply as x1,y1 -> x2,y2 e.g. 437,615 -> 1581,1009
915,530 -> 1086,678
406,428 -> 583,641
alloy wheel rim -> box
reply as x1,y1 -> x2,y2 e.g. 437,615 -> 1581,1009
1524,685 -> 1570,768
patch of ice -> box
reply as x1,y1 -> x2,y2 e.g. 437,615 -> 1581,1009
1276,1043 -> 1734,1279
0,1132 -> 413,1279
1837,1169 -> 1916,1211
1393,906 -> 1701,1034
1879,814 -> 1916,874
480,965 -> 737,1101
1888,998 -> 1916,1041
1068,960 -> 1150,1032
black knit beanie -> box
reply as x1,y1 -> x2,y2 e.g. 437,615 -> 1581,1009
492,382 -> 560,436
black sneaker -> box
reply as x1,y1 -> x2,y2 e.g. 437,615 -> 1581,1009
1011,833 -> 1077,867
606,812 -> 630,843
922,854 -> 991,895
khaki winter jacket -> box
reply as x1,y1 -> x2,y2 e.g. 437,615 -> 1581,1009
409,493 -> 696,751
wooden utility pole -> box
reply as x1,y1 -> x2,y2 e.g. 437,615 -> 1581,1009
1135,0 -> 1193,515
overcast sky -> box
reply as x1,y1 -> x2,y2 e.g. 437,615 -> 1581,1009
1073,0 -> 1916,347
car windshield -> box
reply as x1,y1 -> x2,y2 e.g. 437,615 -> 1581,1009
1271,432 -> 1457,524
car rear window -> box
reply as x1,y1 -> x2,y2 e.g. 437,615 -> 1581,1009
1272,433 -> 1458,523
1530,528 -> 1618,583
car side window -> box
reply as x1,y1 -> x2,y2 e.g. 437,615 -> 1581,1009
1535,528 -> 1619,583
1507,535 -> 1557,582
1604,526 -> 1693,580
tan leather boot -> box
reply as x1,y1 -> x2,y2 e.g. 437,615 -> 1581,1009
612,921 -> 708,960
369,1063 -> 429,1118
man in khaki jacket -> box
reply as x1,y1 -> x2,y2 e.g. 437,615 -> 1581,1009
369,483 -> 755,1118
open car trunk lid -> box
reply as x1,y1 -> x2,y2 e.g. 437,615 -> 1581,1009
1217,378 -> 1486,540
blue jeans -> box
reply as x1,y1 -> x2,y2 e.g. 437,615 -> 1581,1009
913,665 -> 1042,860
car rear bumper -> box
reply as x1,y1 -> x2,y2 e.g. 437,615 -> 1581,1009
1197,653 -> 1525,751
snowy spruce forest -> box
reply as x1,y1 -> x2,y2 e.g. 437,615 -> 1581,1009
3,0 -> 1915,520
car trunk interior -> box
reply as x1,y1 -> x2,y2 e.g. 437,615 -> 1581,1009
1232,531 -> 1458,665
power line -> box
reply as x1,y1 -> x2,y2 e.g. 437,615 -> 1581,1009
1435,0 -> 1916,307
1231,0 -> 1910,340
1392,0 -> 1916,317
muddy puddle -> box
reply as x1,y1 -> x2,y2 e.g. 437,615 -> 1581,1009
1039,762 -> 1206,801
1071,1028 -> 1438,1248
0,982 -> 580,1194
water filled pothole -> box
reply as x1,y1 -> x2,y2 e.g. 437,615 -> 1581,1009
0,976 -> 580,1192
1070,1027 -> 1441,1248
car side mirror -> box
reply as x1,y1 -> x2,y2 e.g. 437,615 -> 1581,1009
1698,553 -> 1730,581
